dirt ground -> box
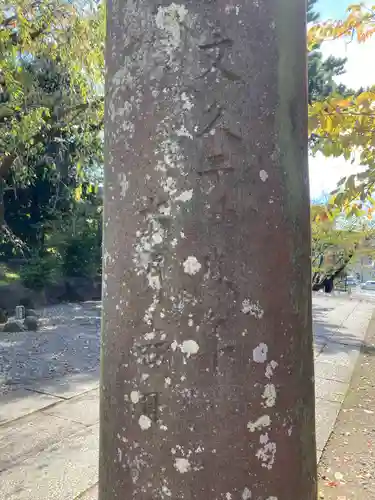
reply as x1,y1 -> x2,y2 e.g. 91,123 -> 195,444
318,314 -> 375,499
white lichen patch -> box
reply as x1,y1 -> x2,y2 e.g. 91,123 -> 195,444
225,4 -> 240,15
259,170 -> 269,182
175,189 -> 193,202
265,360 -> 278,379
247,415 -> 271,432
260,433 -> 269,445
183,256 -> 201,275
262,384 -> 276,408
138,414 -> 152,430
180,339 -> 199,357
119,172 -> 129,197
176,125 -> 193,139
164,376 -> 171,387
253,343 -> 268,363
174,457 -> 191,473
225,493 -> 232,500
242,487 -> 252,500
241,299 -> 264,319
156,138 -> 185,174
144,296 -> 158,325
256,438 -> 277,469
181,92 -> 194,110
151,231 -> 163,245
130,390 -> 141,404
133,218 -> 165,274
147,273 -> 161,291
162,485 -> 172,497
144,332 -> 156,342
155,3 -> 188,56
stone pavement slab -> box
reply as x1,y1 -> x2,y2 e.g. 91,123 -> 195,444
314,360 -> 355,383
0,412 -> 86,472
312,295 -> 374,466
25,371 -> 99,399
42,388 -> 99,427
315,398 -> 342,452
0,388 -> 63,425
0,424 -> 99,500
75,483 -> 98,500
314,376 -> 347,403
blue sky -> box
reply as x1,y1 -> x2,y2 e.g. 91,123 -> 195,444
317,0 -> 352,20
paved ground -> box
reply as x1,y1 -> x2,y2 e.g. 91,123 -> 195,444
318,310 -> 375,499
0,295 -> 373,499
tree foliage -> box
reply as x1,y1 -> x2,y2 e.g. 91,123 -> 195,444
311,204 -> 375,290
307,0 -> 349,103
0,0 -> 105,258
308,4 -> 375,214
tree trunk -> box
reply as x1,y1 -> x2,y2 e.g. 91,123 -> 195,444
101,1 -> 316,499
312,248 -> 356,291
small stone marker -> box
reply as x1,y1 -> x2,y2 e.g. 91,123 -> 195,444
15,305 -> 26,320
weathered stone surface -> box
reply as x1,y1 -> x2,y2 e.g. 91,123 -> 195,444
3,320 -> 25,332
0,388 -> 62,425
0,423 -> 99,500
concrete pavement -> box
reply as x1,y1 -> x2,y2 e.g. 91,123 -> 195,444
0,295 -> 373,499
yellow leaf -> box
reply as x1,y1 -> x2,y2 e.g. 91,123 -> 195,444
74,185 -> 82,201
356,91 -> 375,105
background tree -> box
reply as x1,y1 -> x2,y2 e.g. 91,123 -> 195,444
0,0 -> 104,252
311,204 -> 375,291
0,0 -> 105,293
308,4 -> 375,214
307,0 -> 349,103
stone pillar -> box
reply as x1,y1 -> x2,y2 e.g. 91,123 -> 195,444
100,0 -> 316,498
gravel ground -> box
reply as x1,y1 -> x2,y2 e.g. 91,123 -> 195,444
0,302 -> 101,394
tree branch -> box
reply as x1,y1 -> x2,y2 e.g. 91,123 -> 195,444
0,97 -> 103,179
